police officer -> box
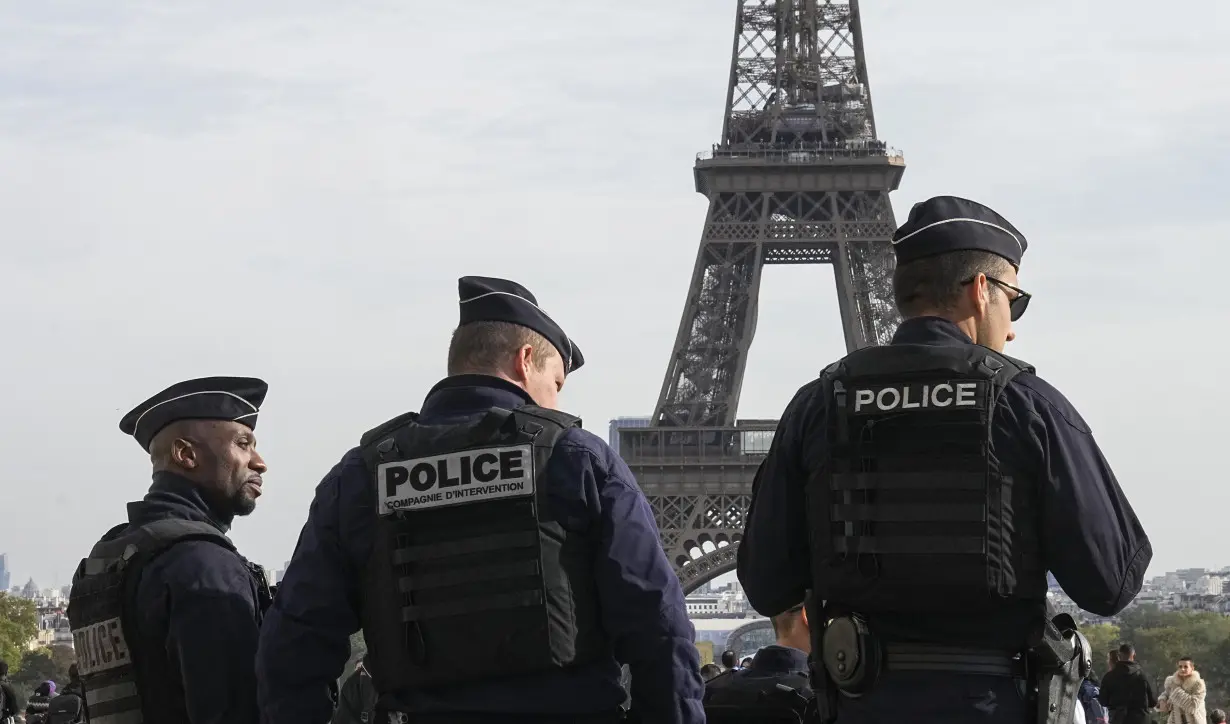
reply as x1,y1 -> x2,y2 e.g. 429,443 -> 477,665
256,276 -> 704,724
703,603 -> 813,723
737,196 -> 1152,723
67,376 -> 273,724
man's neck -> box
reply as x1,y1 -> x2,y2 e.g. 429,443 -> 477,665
908,310 -> 978,343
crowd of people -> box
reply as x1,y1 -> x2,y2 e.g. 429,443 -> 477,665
0,660 -> 86,724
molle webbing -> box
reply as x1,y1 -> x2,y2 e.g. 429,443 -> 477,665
361,404 -> 605,690
395,501 -> 545,624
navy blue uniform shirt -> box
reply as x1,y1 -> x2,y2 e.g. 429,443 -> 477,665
726,645 -> 809,679
122,473 -> 265,724
256,375 -> 705,724
737,317 -> 1152,648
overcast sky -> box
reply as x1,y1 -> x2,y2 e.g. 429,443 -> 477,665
1,1 -> 1226,590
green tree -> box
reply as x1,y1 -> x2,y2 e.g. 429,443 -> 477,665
1082,623 -> 1121,680
12,648 -> 57,694
10,645 -> 76,708
0,593 -> 37,672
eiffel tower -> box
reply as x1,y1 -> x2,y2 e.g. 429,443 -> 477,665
614,0 -> 906,594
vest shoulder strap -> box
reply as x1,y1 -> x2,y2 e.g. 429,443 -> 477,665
978,348 -> 1033,402
359,411 -> 422,470
997,350 -> 1036,375
82,519 -> 235,576
360,411 -> 420,448
840,343 -> 1033,383
512,405 -> 582,432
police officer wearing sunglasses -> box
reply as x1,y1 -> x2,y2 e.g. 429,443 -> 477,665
737,196 -> 1151,724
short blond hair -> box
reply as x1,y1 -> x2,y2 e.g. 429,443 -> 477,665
447,321 -> 555,375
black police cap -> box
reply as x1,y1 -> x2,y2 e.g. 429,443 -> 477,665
892,196 -> 1028,267
119,376 -> 269,451
458,276 -> 584,374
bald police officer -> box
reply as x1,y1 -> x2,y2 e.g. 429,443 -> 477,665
256,276 -> 704,724
737,196 -> 1152,724
67,376 -> 274,724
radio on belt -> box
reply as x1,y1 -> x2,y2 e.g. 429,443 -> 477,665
378,444 -> 536,514
850,381 -> 986,413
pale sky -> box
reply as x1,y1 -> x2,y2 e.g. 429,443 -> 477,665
2,0 -> 1227,589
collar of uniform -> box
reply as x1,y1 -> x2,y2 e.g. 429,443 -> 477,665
747,644 -> 809,675
891,316 -> 975,346
127,470 -> 233,533
420,374 -> 536,419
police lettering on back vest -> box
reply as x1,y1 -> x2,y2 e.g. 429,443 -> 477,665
809,343 -> 1047,615
358,404 -> 609,694
66,520 -> 252,724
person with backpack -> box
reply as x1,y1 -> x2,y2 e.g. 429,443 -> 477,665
25,681 -> 56,724
1099,644 -> 1158,724
45,666 -> 85,724
702,602 -> 813,723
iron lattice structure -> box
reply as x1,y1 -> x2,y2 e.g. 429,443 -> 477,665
619,0 -> 906,595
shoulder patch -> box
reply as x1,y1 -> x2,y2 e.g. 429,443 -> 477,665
377,444 -> 536,515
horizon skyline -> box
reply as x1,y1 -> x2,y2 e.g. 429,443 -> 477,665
5,547 -> 1230,596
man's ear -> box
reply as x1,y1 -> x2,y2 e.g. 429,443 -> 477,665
511,344 -> 534,383
171,437 -> 198,470
968,272 -> 991,316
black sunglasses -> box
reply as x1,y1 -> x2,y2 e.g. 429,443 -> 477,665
963,275 -> 1031,321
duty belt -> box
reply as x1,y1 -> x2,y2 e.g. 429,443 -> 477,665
884,644 -> 1025,678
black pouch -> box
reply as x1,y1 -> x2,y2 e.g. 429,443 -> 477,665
821,614 -> 882,697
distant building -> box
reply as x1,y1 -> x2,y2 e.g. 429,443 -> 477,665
687,595 -> 722,616
691,618 -> 768,655
685,584 -> 749,616
35,611 -> 73,648
0,553 -> 10,592
1193,574 -> 1224,596
1175,569 -> 1208,587
608,416 -> 651,453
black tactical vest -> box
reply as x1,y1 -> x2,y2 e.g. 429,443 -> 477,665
808,343 -> 1046,615
703,669 -> 812,724
66,518 -> 270,724
358,404 -> 609,692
